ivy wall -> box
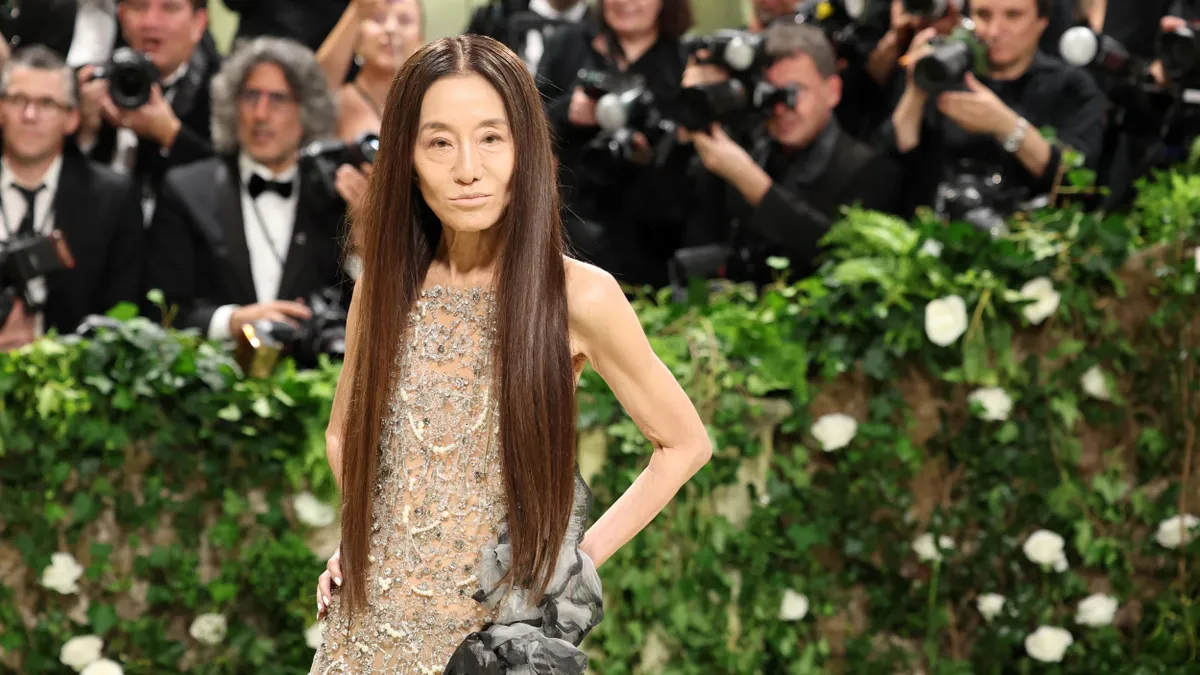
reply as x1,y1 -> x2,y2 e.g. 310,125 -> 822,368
2,164 -> 1199,674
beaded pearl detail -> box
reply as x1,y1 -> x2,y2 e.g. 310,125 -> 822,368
311,285 -> 507,674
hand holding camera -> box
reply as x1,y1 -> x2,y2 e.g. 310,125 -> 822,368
77,47 -> 181,149
229,300 -> 313,339
568,86 -> 599,127
335,163 -> 373,220
0,299 -> 36,352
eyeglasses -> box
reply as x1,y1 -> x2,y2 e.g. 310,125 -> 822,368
1,94 -> 72,114
238,89 -> 297,110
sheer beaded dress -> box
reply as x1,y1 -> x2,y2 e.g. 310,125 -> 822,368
310,286 -> 603,675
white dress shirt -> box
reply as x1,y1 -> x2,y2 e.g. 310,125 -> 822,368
110,62 -> 190,179
0,155 -> 65,338
524,0 -> 589,76
66,0 -> 118,68
207,154 -> 300,341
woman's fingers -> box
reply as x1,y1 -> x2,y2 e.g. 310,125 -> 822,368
327,554 -> 343,587
317,570 -> 333,616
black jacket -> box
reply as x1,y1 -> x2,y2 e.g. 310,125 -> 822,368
1,0 -> 78,59
223,0 -> 350,52
141,156 -> 350,334
38,150 -> 145,334
683,121 -> 903,286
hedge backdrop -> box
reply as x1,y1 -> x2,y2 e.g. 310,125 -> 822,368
2,155 -> 1200,674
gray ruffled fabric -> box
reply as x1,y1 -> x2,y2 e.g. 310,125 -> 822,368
443,471 -> 604,674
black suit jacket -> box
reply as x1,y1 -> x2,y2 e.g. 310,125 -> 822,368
142,156 -> 350,335
683,122 -> 903,285
33,151 -> 145,334
87,44 -> 218,197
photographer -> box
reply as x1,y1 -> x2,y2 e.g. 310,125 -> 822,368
75,0 -> 218,223
0,46 -> 142,350
881,0 -> 1106,215
142,37 -> 348,342
538,0 -> 694,287
465,0 -> 592,76
677,23 -> 902,286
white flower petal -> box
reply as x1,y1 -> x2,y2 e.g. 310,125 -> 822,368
1019,277 -> 1061,325
80,659 -> 124,675
1075,593 -> 1118,627
779,589 -> 809,621
968,387 -> 1013,421
41,552 -> 84,595
292,491 -> 336,528
305,621 -> 325,650
1024,626 -> 1074,663
189,613 -> 228,646
912,533 -> 954,562
976,593 -> 1006,621
60,635 -> 104,672
1155,514 -> 1199,549
1023,530 -> 1066,567
924,295 -> 969,346
1080,365 -> 1112,401
811,413 -> 857,452
920,239 -> 943,258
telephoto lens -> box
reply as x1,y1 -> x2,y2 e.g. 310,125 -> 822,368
92,47 -> 158,110
1160,25 -> 1200,81
1058,26 -> 1137,78
678,80 -> 748,131
913,38 -> 972,95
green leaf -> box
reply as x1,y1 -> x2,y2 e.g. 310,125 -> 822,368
217,404 -> 242,422
105,302 -> 139,321
87,603 -> 119,634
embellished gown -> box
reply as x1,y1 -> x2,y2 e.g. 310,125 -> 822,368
310,286 -> 604,675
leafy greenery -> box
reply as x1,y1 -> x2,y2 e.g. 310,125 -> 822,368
2,165 -> 1198,674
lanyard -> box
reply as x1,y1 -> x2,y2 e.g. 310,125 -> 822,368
247,192 -> 290,270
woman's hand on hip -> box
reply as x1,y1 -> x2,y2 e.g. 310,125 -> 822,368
316,547 -> 343,619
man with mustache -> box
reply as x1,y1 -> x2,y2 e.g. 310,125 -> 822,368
141,37 -> 350,346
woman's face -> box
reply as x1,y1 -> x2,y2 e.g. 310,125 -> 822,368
413,73 -> 515,234
603,0 -> 662,37
358,0 -> 422,73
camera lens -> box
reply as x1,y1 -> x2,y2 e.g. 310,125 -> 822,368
1162,27 -> 1200,77
679,80 -> 748,131
914,41 -> 971,95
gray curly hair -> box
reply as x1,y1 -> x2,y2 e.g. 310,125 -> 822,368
210,36 -> 337,156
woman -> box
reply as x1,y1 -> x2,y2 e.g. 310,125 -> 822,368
537,0 -> 694,288
315,0 -> 423,212
309,35 -> 711,673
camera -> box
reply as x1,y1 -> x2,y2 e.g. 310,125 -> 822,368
1160,24 -> 1200,88
578,70 -> 678,169
0,231 -> 75,326
90,47 -> 158,110
913,20 -> 989,95
789,0 -> 870,65
934,162 -> 1023,237
678,79 -> 797,132
300,131 -> 380,203
234,287 -> 348,375
1058,26 -> 1143,81
684,29 -> 768,74
901,0 -> 953,20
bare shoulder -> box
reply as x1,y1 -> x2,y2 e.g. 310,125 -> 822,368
564,257 -> 633,359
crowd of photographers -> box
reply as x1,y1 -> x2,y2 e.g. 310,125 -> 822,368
1,0 -> 1198,369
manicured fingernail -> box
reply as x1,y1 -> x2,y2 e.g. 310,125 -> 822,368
334,577 -> 342,586
324,595 -> 331,605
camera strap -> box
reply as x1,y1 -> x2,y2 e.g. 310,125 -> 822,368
246,193 -> 291,273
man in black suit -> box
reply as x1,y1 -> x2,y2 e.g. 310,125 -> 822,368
75,0 -> 216,223
143,36 -> 347,343
676,22 -> 902,286
0,45 -> 142,350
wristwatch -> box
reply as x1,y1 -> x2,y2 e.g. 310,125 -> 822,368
1002,117 -> 1029,153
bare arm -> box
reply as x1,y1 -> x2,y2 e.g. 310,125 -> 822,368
326,276 -> 365,491
569,263 -> 713,568
316,1 -> 361,91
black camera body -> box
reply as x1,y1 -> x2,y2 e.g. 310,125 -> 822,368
901,0 -> 952,20
92,47 -> 158,110
235,287 -> 348,374
679,29 -> 798,133
300,131 -> 381,204
0,231 -> 75,326
1160,25 -> 1200,92
684,29 -> 769,74
578,69 -> 678,169
913,22 -> 989,95
934,163 -> 1023,237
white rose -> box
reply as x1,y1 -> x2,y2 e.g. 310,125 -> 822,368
779,589 -> 809,621
976,593 -> 1006,621
924,295 -> 969,346
1019,277 -> 1061,325
189,613 -> 228,646
1023,529 -> 1067,570
60,635 -> 104,672
1080,365 -> 1112,401
80,659 -> 124,675
1075,593 -> 1118,627
1155,514 -> 1199,549
920,239 -> 943,258
811,413 -> 857,452
912,533 -> 955,562
1024,626 -> 1074,663
41,552 -> 84,595
292,491 -> 336,528
968,387 -> 1013,421
305,621 -> 325,650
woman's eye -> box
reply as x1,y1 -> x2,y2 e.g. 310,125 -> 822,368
431,139 -> 450,148
483,134 -> 501,144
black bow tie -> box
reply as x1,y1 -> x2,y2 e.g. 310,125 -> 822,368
247,174 -> 294,199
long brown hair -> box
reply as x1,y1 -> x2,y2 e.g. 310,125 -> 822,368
338,34 -> 576,615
